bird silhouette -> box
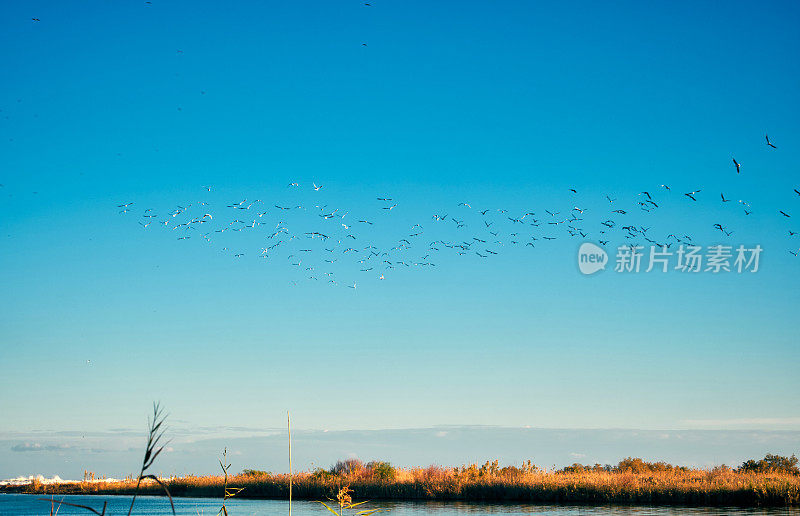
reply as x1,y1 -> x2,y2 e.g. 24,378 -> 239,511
766,134 -> 777,149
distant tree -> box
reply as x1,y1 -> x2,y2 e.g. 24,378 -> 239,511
561,463 -> 588,473
615,457 -> 685,473
738,454 -> 799,475
241,469 -> 270,477
332,458 -> 364,476
366,461 -> 396,481
311,467 -> 335,481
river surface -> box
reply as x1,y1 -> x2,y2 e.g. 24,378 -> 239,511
2,494 -> 799,515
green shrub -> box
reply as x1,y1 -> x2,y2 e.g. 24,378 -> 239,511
367,461 -> 396,481
241,469 -> 270,477
311,467 -> 335,481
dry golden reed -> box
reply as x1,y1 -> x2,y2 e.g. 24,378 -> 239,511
21,458 -> 800,508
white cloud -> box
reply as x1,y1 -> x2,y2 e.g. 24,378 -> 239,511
11,443 -> 43,452
10,443 -> 70,453
682,417 -> 800,428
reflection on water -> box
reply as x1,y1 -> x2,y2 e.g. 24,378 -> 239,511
1,494 -> 799,515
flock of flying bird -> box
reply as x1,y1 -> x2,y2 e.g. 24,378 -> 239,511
22,7 -> 798,284
118,133 -> 799,286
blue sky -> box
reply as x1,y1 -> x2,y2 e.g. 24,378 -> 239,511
0,0 -> 799,477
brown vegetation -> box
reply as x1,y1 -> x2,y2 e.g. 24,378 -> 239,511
13,456 -> 800,507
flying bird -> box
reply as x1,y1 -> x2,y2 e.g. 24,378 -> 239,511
684,190 -> 701,201
766,134 -> 777,149
732,158 -> 741,173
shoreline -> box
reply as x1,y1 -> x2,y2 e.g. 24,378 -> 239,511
3,470 -> 799,508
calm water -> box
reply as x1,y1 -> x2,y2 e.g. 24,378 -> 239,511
2,494 -> 799,516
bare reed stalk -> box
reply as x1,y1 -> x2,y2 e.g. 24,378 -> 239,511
218,447 -> 245,516
46,495 -> 63,516
288,410 -> 292,516
127,401 -> 175,516
38,498 -> 106,515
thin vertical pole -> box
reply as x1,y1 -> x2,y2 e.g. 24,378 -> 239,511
288,411 -> 292,516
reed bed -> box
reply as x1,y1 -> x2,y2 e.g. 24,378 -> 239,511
14,461 -> 800,507
8,403 -> 798,510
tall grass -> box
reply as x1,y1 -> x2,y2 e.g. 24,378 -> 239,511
217,447 -> 245,516
127,402 -> 175,516
28,458 -> 800,507
35,402 -> 175,516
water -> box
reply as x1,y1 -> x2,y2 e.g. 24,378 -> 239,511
1,494 -> 798,516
